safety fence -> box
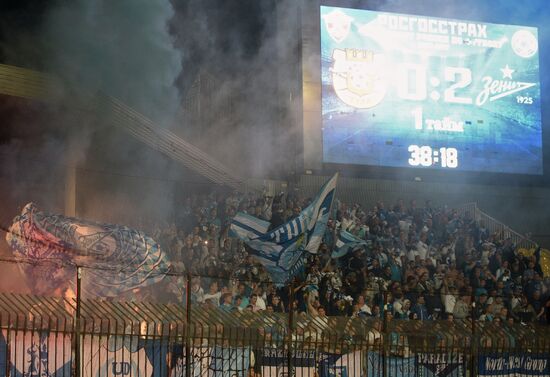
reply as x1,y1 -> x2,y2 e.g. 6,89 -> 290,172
1,273 -> 550,377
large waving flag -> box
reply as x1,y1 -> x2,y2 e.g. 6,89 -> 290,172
228,212 -> 271,240
5,203 -> 170,297
231,174 -> 338,284
331,230 -> 370,259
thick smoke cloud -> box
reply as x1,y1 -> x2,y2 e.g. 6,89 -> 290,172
0,0 -> 184,293
171,0 -> 299,179
45,0 -> 182,123
1,0 -> 550,243
45,0 -> 185,224
0,0 -> 183,232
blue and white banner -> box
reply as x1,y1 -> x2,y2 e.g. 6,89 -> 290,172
260,349 -> 317,377
416,353 -> 465,377
170,346 -> 211,377
260,349 -> 363,377
366,352 -> 466,377
170,346 -> 250,377
6,203 -> 170,297
209,346 -> 250,377
319,351 -> 363,377
228,212 -> 271,240
82,336 -> 153,377
367,352 -> 415,377
331,231 -> 369,259
0,330 -> 72,377
478,354 -> 550,377
231,174 -> 338,284
0,330 -> 5,376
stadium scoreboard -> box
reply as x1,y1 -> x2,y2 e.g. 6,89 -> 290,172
320,6 -> 542,175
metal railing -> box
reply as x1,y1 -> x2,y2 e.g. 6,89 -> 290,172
1,268 -> 549,377
456,202 -> 538,250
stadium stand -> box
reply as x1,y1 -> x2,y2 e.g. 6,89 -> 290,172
149,190 -> 550,326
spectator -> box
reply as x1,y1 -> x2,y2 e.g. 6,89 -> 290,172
514,295 -> 536,323
190,278 -> 205,304
220,293 -> 234,312
412,295 -> 429,321
203,281 -> 222,306
135,190 -> 548,330
394,299 -> 411,320
250,294 -> 264,312
530,290 -> 546,324
270,295 -> 285,313
453,295 -> 470,319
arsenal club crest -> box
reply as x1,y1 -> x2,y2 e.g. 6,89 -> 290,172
323,10 -> 353,43
330,48 -> 387,109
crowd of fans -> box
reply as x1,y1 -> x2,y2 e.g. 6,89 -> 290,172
150,190 -> 550,326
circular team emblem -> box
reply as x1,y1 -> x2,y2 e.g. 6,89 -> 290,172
511,29 -> 538,58
331,48 -> 387,109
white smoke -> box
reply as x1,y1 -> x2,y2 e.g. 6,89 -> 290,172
44,0 -> 182,124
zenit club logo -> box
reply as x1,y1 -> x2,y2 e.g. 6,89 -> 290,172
476,64 -> 536,106
511,29 -> 538,58
330,48 -> 387,109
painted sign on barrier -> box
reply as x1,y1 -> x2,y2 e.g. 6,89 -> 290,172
170,346 -> 250,377
82,336 -> 152,377
478,354 -> 550,377
416,353 -> 465,377
319,351 -> 363,377
367,351 -> 415,377
260,348 -> 317,377
0,330 -> 72,377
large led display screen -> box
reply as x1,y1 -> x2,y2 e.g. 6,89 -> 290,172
321,6 -> 542,174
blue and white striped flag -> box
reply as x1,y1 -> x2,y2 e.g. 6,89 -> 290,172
231,174 -> 338,284
331,230 -> 369,259
228,212 -> 271,240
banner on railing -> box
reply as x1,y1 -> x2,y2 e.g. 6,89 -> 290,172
260,349 -> 317,377
0,331 -> 506,377
170,346 -> 250,377
82,336 -> 154,377
209,346 -> 250,377
0,330 -> 72,377
260,349 -> 363,377
416,353 -> 465,377
367,351 -> 415,377
367,352 -> 466,377
171,346 -> 211,377
0,331 -> 5,376
478,354 -> 550,377
319,351 -> 363,377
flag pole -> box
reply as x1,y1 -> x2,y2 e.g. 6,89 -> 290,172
329,173 -> 339,252
185,272 -> 192,377
74,266 -> 82,377
287,279 -> 295,377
